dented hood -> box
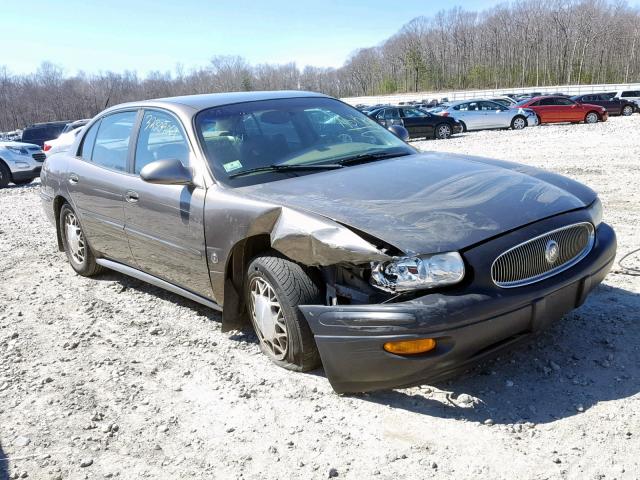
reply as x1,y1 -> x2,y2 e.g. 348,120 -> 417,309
237,152 -> 596,255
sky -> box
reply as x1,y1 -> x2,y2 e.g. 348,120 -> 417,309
3,0 -> 639,77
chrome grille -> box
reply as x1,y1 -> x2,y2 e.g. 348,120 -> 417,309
32,153 -> 46,162
491,222 -> 595,288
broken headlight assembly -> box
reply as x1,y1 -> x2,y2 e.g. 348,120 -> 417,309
370,252 -> 465,292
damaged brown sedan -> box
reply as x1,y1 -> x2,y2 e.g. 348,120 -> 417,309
40,91 -> 617,393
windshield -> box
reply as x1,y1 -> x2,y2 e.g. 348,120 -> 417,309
195,97 -> 415,186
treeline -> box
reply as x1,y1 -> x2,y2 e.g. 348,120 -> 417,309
1,0 -> 639,131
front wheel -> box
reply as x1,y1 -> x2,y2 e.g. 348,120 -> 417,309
245,252 -> 323,371
0,162 -> 10,188
434,123 -> 452,139
622,105 -> 633,116
585,111 -> 599,124
511,115 -> 526,130
59,204 -> 103,276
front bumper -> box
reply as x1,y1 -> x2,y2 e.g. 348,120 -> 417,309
11,166 -> 42,182
301,216 -> 616,393
525,114 -> 539,126
602,111 -> 609,121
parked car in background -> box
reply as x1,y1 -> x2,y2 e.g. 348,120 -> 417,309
21,121 -> 70,147
44,126 -> 85,157
515,96 -> 608,124
62,119 -> 91,134
40,91 -> 616,393
368,105 -> 463,139
0,141 -> 46,187
613,90 -> 640,110
433,99 -> 538,131
570,93 -> 635,116
488,96 -> 517,107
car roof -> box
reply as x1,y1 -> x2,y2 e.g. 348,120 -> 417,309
105,90 -> 330,115
25,121 -> 69,128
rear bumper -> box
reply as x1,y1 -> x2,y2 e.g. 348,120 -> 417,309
300,222 -> 616,393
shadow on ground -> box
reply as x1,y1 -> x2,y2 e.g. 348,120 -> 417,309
0,442 -> 9,480
358,283 -> 640,425
92,265 -> 639,426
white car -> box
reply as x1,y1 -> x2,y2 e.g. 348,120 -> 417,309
613,89 -> 640,110
43,126 -> 84,157
0,141 -> 46,187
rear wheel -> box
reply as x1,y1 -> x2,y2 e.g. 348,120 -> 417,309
434,123 -> 452,139
622,105 -> 633,116
458,121 -> 467,132
245,252 -> 322,371
585,111 -> 599,124
59,204 -> 103,276
511,115 -> 526,130
0,162 -> 10,188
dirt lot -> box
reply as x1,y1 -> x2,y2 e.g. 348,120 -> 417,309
1,115 -> 639,480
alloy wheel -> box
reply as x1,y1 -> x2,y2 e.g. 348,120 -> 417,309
65,212 -> 86,265
437,125 -> 451,139
622,106 -> 633,116
586,112 -> 598,124
513,117 -> 526,129
249,276 -> 288,360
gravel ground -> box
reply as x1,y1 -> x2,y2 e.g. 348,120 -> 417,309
1,115 -> 639,480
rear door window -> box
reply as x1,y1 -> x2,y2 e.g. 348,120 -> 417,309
91,111 -> 137,172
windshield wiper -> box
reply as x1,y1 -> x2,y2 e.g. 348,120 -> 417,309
337,150 -> 411,166
228,163 -> 343,179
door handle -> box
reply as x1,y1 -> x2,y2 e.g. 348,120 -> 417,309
125,191 -> 139,203
68,173 -> 79,184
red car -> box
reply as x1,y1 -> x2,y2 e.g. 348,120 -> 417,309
514,96 -> 608,124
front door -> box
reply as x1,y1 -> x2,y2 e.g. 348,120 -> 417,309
66,110 -> 138,265
122,109 -> 213,299
399,107 -> 433,138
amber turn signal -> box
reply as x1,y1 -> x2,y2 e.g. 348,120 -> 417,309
383,338 -> 437,355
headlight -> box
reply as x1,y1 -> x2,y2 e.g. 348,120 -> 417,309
589,197 -> 602,226
5,146 -> 29,156
370,252 -> 465,292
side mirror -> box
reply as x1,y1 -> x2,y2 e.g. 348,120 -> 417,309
387,125 -> 410,142
140,158 -> 193,185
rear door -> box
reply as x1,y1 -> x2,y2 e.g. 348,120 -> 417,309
121,108 -> 213,299
535,98 -> 556,122
399,107 -> 433,138
66,111 -> 138,265
454,102 -> 483,130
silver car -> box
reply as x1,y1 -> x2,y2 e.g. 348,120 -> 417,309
0,141 -> 46,187
434,99 -> 538,131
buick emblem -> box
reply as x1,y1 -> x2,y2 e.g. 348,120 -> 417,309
545,240 -> 559,264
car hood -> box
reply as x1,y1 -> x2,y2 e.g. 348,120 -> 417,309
237,152 -> 596,254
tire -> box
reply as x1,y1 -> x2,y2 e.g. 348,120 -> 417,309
511,115 -> 526,130
0,161 -> 10,188
59,203 -> 103,277
585,111 -> 599,124
12,178 -> 34,185
245,252 -> 323,372
458,121 -> 467,133
434,123 -> 452,139
622,105 -> 633,116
